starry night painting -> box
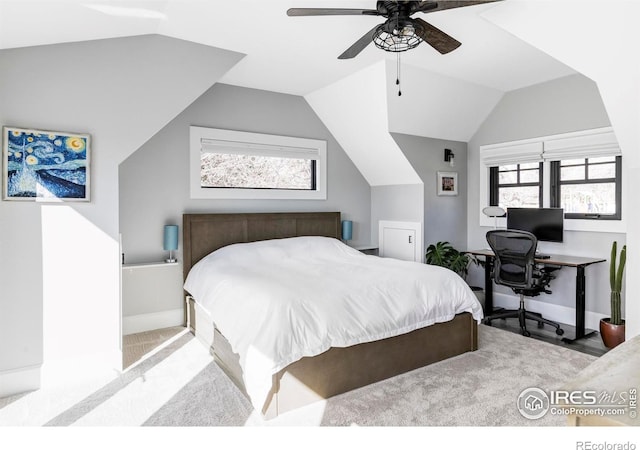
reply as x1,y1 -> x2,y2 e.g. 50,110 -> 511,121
3,127 -> 90,201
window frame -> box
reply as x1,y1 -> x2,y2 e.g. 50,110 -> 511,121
478,127 -> 625,234
489,162 -> 544,210
550,155 -> 622,220
189,126 -> 327,200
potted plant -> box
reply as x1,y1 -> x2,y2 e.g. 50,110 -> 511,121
425,241 -> 484,305
600,241 -> 626,349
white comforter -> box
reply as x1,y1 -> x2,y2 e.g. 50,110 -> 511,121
184,236 -> 483,411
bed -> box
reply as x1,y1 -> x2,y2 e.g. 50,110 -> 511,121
182,212 -> 482,419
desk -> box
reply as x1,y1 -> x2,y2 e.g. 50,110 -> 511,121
466,249 -> 605,343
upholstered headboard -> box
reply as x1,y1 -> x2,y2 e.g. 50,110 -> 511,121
182,212 -> 341,280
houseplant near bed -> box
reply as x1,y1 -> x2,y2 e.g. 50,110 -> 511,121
425,241 -> 484,305
425,241 -> 474,279
600,241 -> 626,349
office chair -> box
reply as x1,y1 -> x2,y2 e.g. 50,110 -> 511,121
485,229 -> 564,337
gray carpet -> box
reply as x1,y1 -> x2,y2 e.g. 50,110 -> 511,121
143,325 -> 597,426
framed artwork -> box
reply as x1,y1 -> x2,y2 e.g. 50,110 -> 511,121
3,126 -> 90,201
437,171 -> 458,196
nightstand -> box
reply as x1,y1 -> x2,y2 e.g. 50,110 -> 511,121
355,246 -> 379,256
122,262 -> 184,335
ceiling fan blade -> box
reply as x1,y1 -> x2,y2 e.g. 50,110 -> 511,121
287,8 -> 379,16
338,25 -> 380,59
415,0 -> 501,14
413,18 -> 461,54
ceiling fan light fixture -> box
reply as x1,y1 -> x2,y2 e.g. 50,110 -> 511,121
373,21 -> 422,53
288,1 -> 501,59
397,23 -> 416,38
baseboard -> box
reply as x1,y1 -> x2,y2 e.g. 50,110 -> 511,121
0,364 -> 41,398
40,349 -> 123,388
123,308 -> 184,335
493,293 -> 607,331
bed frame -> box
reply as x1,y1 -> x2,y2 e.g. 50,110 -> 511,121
182,212 -> 478,419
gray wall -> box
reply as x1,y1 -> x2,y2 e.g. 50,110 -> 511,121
370,184 -> 424,252
0,35 -> 241,379
467,73 -> 623,316
393,133 -> 468,252
471,73 -> 611,145
119,83 -> 371,265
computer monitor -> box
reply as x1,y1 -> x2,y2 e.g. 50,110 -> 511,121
506,208 -> 564,243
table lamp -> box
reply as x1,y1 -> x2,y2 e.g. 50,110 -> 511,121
341,220 -> 353,244
164,225 -> 178,263
482,206 -> 506,230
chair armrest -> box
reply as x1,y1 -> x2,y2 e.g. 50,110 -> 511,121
532,267 -> 555,288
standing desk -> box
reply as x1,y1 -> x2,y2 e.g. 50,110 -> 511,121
466,249 -> 605,343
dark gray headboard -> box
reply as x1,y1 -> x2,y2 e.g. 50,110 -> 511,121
182,212 -> 341,280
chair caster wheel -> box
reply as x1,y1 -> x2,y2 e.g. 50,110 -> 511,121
537,321 -> 544,329
556,328 -> 564,336
522,330 -> 531,337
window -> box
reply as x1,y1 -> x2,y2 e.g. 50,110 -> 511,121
190,126 -> 327,200
200,143 -> 316,191
550,156 -> 621,220
479,127 -> 624,232
489,162 -> 543,210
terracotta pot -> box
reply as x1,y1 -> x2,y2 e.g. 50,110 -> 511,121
600,318 -> 626,349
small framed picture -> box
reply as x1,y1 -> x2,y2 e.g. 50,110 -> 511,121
437,171 -> 458,196
3,126 -> 90,201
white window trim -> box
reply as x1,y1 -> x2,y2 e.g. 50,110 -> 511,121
479,127 -> 626,233
190,126 -> 327,200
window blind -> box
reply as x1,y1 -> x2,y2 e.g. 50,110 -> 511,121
480,129 -> 621,166
480,141 -> 543,166
201,138 -> 320,160
542,129 -> 621,161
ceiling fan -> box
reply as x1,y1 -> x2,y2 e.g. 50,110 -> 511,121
287,1 -> 500,59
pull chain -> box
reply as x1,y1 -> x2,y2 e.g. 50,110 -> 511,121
396,52 -> 402,96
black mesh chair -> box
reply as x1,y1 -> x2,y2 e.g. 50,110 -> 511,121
485,229 -> 564,337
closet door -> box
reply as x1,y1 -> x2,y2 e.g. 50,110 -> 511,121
379,221 -> 422,262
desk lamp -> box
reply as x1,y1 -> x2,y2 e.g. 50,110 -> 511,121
482,206 -> 506,230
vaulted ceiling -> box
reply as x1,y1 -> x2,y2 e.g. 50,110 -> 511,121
0,0 -> 576,96
0,0 -> 583,185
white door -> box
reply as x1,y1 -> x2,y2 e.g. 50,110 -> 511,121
379,221 -> 422,262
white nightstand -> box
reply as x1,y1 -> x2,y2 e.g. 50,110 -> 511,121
122,261 -> 184,335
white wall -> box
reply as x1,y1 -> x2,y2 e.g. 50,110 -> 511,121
0,35 -> 243,395
371,184 -> 424,254
305,61 -> 421,187
386,62 -> 503,142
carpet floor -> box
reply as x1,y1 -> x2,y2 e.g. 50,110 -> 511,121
0,324 -> 596,427
143,324 -> 596,426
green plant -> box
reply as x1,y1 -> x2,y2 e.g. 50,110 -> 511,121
609,241 -> 627,325
425,241 -> 480,281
